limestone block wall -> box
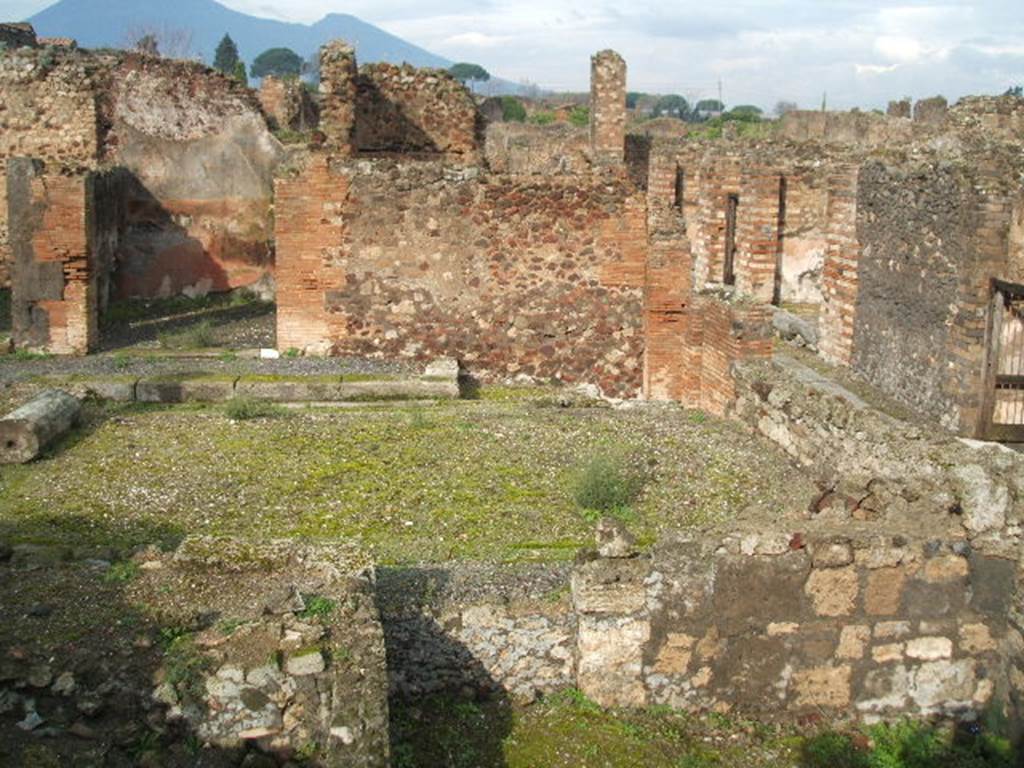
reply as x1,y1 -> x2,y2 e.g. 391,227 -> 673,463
574,533 -> 1011,720
275,153 -> 648,397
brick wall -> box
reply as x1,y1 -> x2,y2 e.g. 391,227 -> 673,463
6,159 -> 119,354
275,155 -> 647,396
697,296 -> 773,415
589,50 -> 626,166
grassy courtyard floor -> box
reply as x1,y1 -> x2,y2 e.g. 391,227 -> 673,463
0,387 -> 814,563
391,690 -> 1014,768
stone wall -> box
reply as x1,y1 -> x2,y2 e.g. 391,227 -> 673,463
102,55 -> 283,300
851,152 -> 1023,433
376,563 -> 575,703
589,50 -> 626,166
275,153 -> 648,397
354,63 -> 481,162
484,123 -> 590,176
133,537 -> 390,766
0,23 -> 38,49
259,76 -> 318,133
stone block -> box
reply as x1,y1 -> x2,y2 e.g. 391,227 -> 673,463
865,566 -> 905,615
905,636 -> 953,661
652,633 -> 695,674
872,643 -> 904,663
959,623 -> 997,654
856,665 -> 911,714
836,625 -> 870,660
910,659 -> 976,711
571,558 -> 649,615
804,567 -> 858,617
577,615 -> 649,707
810,539 -> 854,568
137,377 -> 237,403
792,665 -> 851,709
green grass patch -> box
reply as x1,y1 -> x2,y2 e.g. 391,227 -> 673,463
298,595 -> 337,621
158,320 -> 218,350
224,398 -> 288,421
0,399 -> 813,562
102,560 -> 140,583
391,697 -> 1016,768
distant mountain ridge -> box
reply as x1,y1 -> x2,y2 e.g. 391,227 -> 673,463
28,0 -> 453,71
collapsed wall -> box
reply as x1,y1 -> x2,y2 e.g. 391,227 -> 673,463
0,46 -> 283,300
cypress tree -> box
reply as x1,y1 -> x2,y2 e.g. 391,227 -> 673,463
213,34 -> 239,74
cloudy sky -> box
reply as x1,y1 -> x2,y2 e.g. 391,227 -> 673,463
11,0 -> 1024,109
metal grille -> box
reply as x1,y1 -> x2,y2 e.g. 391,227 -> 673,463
982,279 -> 1024,441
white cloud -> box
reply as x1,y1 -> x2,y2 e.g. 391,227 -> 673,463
16,0 -> 1024,108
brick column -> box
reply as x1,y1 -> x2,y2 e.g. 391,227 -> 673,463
7,158 -> 98,355
735,165 -> 784,303
590,50 -> 627,166
319,40 -> 358,155
819,164 -> 861,366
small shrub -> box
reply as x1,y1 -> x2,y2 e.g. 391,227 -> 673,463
568,106 -> 590,127
802,732 -> 869,768
112,352 -> 132,371
501,96 -> 526,122
158,320 -> 217,350
163,634 -> 212,702
299,594 -> 337,620
283,347 -> 302,358
225,398 -> 287,421
572,452 -> 646,518
529,110 -> 556,126
103,560 -> 140,583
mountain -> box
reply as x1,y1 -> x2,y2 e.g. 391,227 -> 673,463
28,0 -> 452,70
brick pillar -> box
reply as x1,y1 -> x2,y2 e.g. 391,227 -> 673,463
735,165 -> 784,303
7,158 -> 98,355
818,164 -> 861,366
590,50 -> 627,166
319,40 -> 358,155
274,153 -> 349,355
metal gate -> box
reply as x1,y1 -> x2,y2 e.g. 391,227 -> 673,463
982,278 -> 1024,442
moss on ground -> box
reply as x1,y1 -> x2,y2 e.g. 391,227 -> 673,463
390,691 -> 1015,768
0,398 -> 814,563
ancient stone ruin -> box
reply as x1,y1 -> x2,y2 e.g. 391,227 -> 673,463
2,17 -> 1024,767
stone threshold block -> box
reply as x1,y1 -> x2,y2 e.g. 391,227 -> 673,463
0,389 -> 81,464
